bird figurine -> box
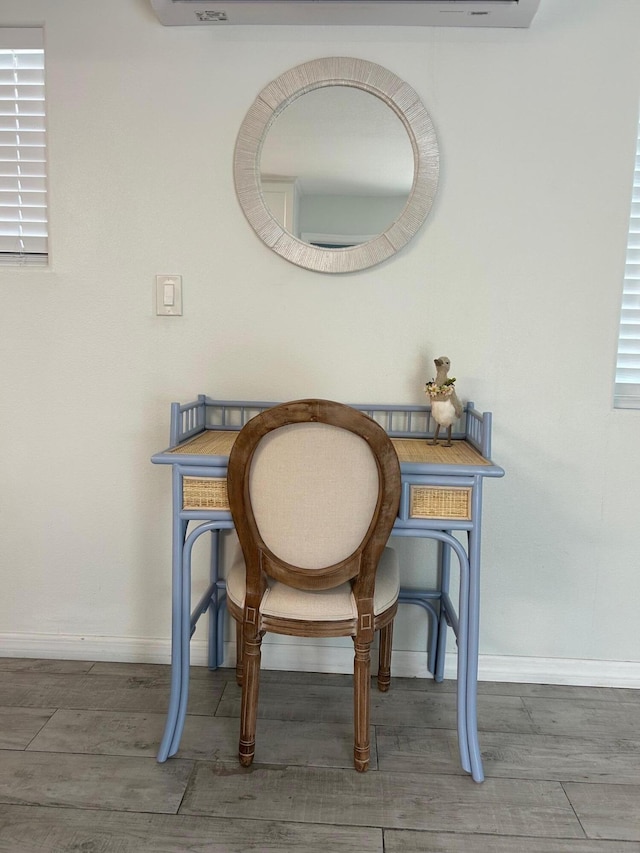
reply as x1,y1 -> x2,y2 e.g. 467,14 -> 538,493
425,356 -> 463,447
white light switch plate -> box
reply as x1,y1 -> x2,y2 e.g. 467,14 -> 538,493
156,275 -> 182,316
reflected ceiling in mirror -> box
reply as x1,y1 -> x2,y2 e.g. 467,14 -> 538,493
234,57 -> 439,273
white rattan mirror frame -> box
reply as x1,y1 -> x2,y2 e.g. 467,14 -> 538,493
233,57 -> 439,274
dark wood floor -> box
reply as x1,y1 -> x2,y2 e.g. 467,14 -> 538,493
1,656 -> 640,852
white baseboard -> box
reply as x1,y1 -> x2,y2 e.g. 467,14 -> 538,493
2,632 -> 640,688
0,632 -> 174,665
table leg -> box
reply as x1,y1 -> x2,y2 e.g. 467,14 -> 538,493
449,533 -> 471,776
207,530 -> 220,670
167,524 -> 195,757
216,583 -> 227,668
434,537 -> 451,683
466,481 -> 485,782
391,528 -> 472,776
157,501 -> 188,762
397,590 -> 439,675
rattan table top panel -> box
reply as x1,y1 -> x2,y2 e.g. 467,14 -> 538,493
390,438 -> 489,466
170,430 -> 488,466
169,431 -> 238,456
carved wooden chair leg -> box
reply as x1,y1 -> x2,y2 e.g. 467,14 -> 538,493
353,637 -> 371,772
239,625 -> 262,767
377,621 -> 393,692
235,619 -> 244,686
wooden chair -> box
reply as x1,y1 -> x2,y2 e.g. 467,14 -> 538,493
225,399 -> 402,772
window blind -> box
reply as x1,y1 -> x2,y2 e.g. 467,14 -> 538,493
0,30 -> 47,265
615,113 -> 640,409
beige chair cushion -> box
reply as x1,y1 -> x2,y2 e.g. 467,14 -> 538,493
226,545 -> 400,621
249,422 -> 380,570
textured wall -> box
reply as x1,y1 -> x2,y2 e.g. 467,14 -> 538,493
1,0 -> 639,679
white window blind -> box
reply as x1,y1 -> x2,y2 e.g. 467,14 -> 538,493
615,111 -> 640,408
0,29 -> 47,265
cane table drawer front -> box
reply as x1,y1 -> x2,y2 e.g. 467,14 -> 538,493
151,396 -> 504,783
183,477 -> 229,511
183,476 -> 474,518
409,485 -> 472,520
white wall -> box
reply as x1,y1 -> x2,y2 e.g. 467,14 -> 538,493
1,0 -> 639,685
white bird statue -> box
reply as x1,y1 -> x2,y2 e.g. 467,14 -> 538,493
425,356 -> 463,447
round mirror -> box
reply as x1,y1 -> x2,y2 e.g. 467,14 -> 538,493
234,57 -> 439,274
259,86 -> 415,248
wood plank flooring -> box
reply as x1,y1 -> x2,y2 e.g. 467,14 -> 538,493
1,657 -> 640,852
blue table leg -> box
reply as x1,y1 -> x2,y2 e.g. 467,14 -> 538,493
212,528 -> 228,670
466,480 -> 485,783
391,528 -> 472,777
434,537 -> 451,683
216,585 -> 227,668
157,483 -> 188,762
165,520 -> 234,759
207,530 -> 220,670
168,524 -> 195,757
447,532 -> 471,776
398,590 -> 439,675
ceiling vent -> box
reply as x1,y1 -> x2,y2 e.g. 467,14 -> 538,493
149,0 -> 542,28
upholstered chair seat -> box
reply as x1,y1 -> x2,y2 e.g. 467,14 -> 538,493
226,544 -> 400,622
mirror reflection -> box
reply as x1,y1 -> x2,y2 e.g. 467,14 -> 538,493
259,86 -> 414,248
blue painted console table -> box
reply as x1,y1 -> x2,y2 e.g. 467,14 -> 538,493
152,396 -> 504,782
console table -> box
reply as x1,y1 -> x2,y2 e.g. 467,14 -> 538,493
151,395 -> 504,782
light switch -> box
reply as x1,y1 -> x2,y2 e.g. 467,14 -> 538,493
156,275 -> 182,316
